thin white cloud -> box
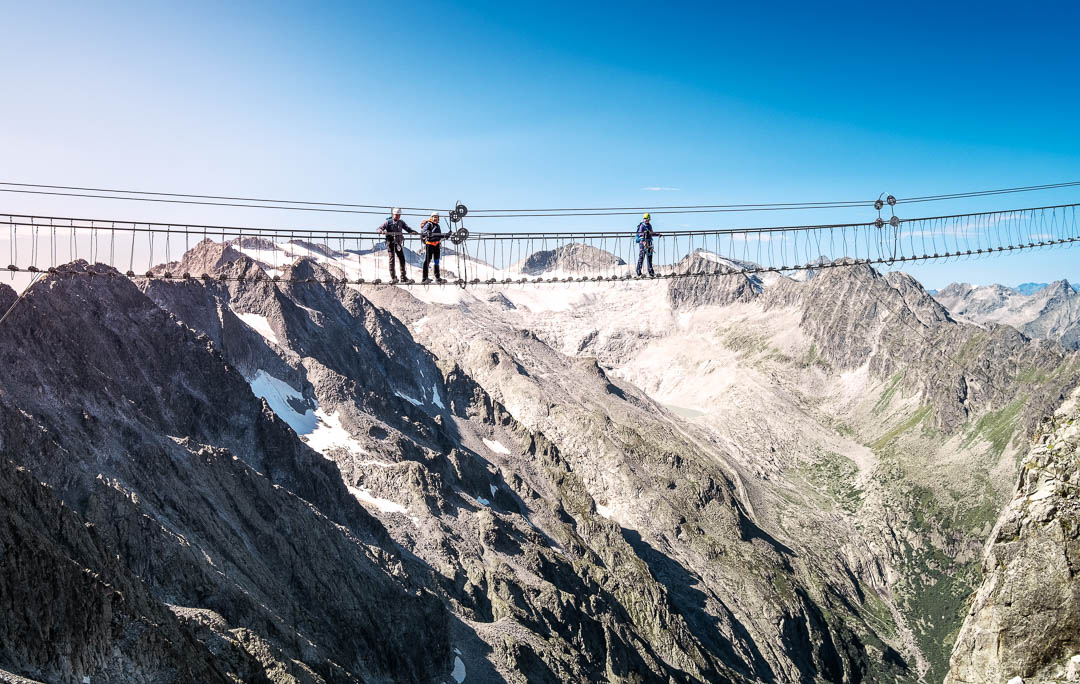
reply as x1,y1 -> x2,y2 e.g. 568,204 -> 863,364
641,186 -> 680,192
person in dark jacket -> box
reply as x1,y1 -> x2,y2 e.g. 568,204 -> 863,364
377,208 -> 417,283
420,212 -> 445,283
635,213 -> 662,277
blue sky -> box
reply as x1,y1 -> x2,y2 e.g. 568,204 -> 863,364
1,0 -> 1078,288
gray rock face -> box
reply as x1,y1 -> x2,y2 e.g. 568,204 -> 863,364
519,243 -> 626,275
667,251 -> 761,309
0,284 -> 14,315
0,456 -> 234,684
0,261 -> 449,683
946,390 -> 1080,683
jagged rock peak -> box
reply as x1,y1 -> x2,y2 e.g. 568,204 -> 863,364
770,261 -> 952,328
152,239 -> 262,278
937,282 -> 976,298
230,235 -> 277,252
667,250 -> 762,309
0,283 -> 14,311
680,249 -> 755,274
280,256 -> 338,282
519,242 -> 626,275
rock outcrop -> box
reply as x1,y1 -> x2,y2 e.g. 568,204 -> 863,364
946,390 -> 1080,683
768,264 -> 1074,434
667,250 -> 761,309
518,242 -> 626,275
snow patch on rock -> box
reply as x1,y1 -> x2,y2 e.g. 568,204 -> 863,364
408,286 -> 472,306
248,370 -> 317,434
395,390 -> 423,407
482,438 -> 511,455
237,313 -> 279,345
304,410 -> 369,457
451,655 -> 466,683
347,485 -> 418,526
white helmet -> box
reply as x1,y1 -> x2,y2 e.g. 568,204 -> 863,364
392,207 -> 402,216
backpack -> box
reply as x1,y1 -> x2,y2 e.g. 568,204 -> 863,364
636,222 -> 650,243
422,220 -> 439,242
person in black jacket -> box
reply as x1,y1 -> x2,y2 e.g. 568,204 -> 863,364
420,212 -> 445,283
377,208 -> 418,283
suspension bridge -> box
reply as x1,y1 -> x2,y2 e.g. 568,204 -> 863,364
2,181 -> 1079,288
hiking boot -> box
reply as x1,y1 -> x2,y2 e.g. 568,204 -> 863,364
649,272 -> 657,278
436,277 -> 446,284
400,276 -> 413,284
390,276 -> 400,284
421,277 -> 432,284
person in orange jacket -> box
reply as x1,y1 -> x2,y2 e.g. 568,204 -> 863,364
420,212 -> 446,284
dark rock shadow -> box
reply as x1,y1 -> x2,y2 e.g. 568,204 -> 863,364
620,527 -> 776,681
446,614 -> 507,683
736,507 -> 795,558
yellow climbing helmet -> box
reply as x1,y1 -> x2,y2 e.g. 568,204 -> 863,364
643,213 -> 651,220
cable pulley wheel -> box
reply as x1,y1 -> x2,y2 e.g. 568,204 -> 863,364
874,199 -> 884,211
874,217 -> 885,229
886,195 -> 897,206
450,227 -> 470,245
449,210 -> 460,223
889,215 -> 901,227
455,203 -> 468,218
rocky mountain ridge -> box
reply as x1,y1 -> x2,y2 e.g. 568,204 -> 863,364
0,261 -> 448,683
402,248 -> 1079,680
934,279 -> 1080,349
1,240 -> 1077,682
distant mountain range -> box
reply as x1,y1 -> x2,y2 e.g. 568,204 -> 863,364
1015,281 -> 1080,295
932,280 -> 1080,349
